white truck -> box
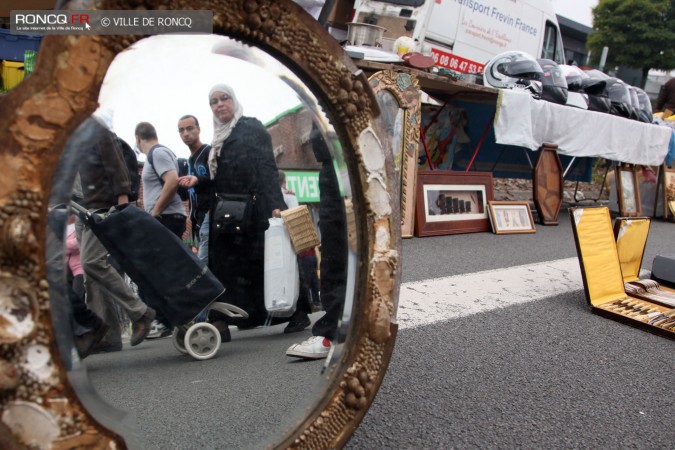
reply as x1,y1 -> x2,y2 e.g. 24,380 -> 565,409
350,0 -> 565,73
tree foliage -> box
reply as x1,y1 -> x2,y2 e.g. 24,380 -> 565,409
587,0 -> 675,85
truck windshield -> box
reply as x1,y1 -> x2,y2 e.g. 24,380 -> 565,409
372,0 -> 426,6
541,21 -> 564,64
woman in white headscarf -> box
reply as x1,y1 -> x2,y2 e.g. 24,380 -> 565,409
179,83 -> 310,337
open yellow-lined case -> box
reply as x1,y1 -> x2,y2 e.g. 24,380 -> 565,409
570,206 -> 675,339
615,216 -> 675,306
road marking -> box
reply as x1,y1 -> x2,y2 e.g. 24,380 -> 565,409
397,257 -> 583,330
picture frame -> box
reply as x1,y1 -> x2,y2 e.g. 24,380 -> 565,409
415,170 -> 494,237
645,163 -> 667,219
615,163 -> 642,217
663,165 -> 675,221
487,201 -> 536,234
369,70 -> 421,238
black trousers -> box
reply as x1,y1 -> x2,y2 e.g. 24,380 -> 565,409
156,213 -> 187,239
68,269 -> 102,333
299,253 -> 320,305
311,162 -> 348,341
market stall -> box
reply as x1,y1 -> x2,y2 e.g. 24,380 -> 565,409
355,59 -> 675,235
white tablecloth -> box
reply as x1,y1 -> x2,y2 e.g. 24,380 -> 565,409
494,89 -> 672,166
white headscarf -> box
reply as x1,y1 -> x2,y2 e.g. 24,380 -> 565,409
208,83 -> 244,179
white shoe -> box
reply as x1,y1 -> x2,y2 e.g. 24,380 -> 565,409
286,336 -> 331,359
146,320 -> 172,339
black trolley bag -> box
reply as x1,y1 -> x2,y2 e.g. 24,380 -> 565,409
71,201 -> 224,328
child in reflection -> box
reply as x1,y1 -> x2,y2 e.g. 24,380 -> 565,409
65,214 -> 108,359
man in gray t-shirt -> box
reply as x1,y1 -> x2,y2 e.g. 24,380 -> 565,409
135,121 -> 187,238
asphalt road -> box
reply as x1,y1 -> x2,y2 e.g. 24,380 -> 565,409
349,290 -> 674,449
80,210 -> 675,449
349,214 -> 675,449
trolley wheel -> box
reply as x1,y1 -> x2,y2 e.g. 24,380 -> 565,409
184,322 -> 221,360
172,326 -> 188,354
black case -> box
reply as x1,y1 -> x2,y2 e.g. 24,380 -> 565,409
652,253 -> 675,289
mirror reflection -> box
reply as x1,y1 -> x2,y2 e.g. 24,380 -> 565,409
47,35 -> 354,449
376,89 -> 404,175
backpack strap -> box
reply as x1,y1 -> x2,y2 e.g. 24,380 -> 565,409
147,145 -> 175,187
148,145 -> 191,202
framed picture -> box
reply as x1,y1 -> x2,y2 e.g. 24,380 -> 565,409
414,170 -> 494,237
615,164 -> 641,217
487,201 -> 536,234
369,70 -> 421,238
664,166 -> 675,221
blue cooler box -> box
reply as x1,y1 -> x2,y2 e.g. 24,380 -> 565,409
0,29 -> 42,62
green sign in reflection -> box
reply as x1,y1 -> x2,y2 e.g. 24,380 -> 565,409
285,171 -> 320,203
284,164 -> 346,203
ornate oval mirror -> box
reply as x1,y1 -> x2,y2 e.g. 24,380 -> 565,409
0,1 -> 400,449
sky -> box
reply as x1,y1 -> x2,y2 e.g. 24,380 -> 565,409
97,35 -> 305,158
551,0 -> 599,27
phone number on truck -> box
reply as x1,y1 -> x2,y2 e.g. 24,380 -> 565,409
431,48 -> 484,74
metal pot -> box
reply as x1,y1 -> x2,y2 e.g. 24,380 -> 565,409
346,22 -> 387,47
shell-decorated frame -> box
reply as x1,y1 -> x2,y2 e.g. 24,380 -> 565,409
0,1 -> 400,448
368,70 -> 421,239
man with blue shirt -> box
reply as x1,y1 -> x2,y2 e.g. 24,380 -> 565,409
176,115 -> 211,263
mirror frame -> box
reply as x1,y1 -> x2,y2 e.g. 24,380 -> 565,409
368,70 -> 421,238
0,1 -> 400,448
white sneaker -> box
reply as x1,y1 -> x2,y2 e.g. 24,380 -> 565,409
286,336 -> 331,359
146,320 -> 172,339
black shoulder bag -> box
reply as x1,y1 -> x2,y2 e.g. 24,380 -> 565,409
213,151 -> 258,236
213,193 -> 256,235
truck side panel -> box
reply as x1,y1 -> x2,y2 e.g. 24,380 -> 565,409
352,0 -> 562,72
425,0 -> 545,69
